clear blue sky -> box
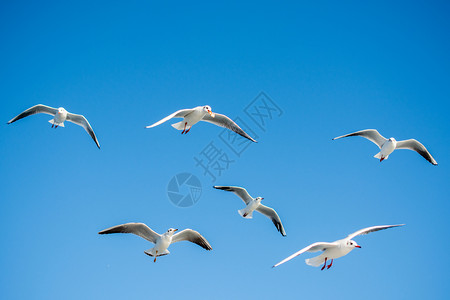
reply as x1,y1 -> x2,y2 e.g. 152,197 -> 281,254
1,1 -> 449,299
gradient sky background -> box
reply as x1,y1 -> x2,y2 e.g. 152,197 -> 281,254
1,1 -> 449,299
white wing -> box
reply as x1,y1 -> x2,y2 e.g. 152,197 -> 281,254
202,113 -> 257,142
396,139 -> 437,165
256,204 -> 286,236
333,129 -> 387,149
145,109 -> 194,128
8,104 -> 57,124
171,229 -> 212,250
213,186 -> 253,204
346,224 -> 405,240
98,223 -> 161,244
66,112 -> 100,149
272,242 -> 338,268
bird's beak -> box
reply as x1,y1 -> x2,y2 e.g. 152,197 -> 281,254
355,245 -> 361,248
261,198 -> 264,200
174,229 -> 178,232
208,110 -> 215,118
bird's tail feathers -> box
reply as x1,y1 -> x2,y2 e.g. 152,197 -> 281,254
171,121 -> 185,130
374,152 -> 389,160
48,119 -> 64,127
305,254 -> 325,267
238,209 -> 253,219
144,249 -> 170,257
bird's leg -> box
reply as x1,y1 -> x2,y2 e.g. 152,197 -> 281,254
55,125 -> 58,129
51,123 -> 54,128
321,257 -> 328,271
181,122 -> 187,134
327,259 -> 333,269
380,157 -> 385,162
185,126 -> 191,134
154,250 -> 158,263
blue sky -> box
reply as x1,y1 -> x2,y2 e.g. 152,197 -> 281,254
1,1 -> 449,299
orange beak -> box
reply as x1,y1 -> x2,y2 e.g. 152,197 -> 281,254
208,110 -> 215,118
174,229 -> 178,232
355,245 -> 361,248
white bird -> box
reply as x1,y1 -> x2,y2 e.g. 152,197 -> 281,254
7,104 -> 100,149
146,105 -> 257,142
98,223 -> 212,262
213,186 -> 286,236
272,224 -> 404,270
333,129 -> 437,165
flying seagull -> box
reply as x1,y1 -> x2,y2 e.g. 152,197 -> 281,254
146,105 -> 257,142
272,224 -> 404,270
333,129 -> 437,165
7,104 -> 100,149
98,223 -> 212,262
213,186 -> 286,236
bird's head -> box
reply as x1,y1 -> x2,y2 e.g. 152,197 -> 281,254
166,228 -> 178,236
347,240 -> 361,249
57,107 -> 66,114
203,105 -> 215,118
389,137 -> 396,142
255,197 -> 264,202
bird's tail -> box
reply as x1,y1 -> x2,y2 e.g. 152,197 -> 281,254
48,119 -> 64,127
305,254 -> 325,267
374,152 -> 388,160
144,249 -> 170,257
238,209 -> 253,219
171,121 -> 185,130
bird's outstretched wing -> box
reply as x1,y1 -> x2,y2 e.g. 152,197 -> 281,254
396,139 -> 437,165
272,242 -> 338,268
8,104 -> 57,124
256,204 -> 286,236
333,129 -> 387,148
145,109 -> 194,128
66,112 -> 100,149
213,186 -> 253,204
346,224 -> 405,240
171,229 -> 212,250
202,113 -> 257,142
98,223 -> 160,244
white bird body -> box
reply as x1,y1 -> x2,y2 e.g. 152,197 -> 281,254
273,224 -> 404,270
99,223 -> 212,262
304,240 -> 353,267
238,197 -> 263,219
333,129 -> 437,165
48,107 -> 68,127
171,106 -> 208,130
375,138 -> 397,161
146,231 -> 174,257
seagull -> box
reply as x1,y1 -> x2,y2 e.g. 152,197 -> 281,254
332,129 -> 437,165
272,224 -> 404,270
213,186 -> 286,236
98,223 -> 212,262
7,104 -> 100,149
146,105 -> 257,142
